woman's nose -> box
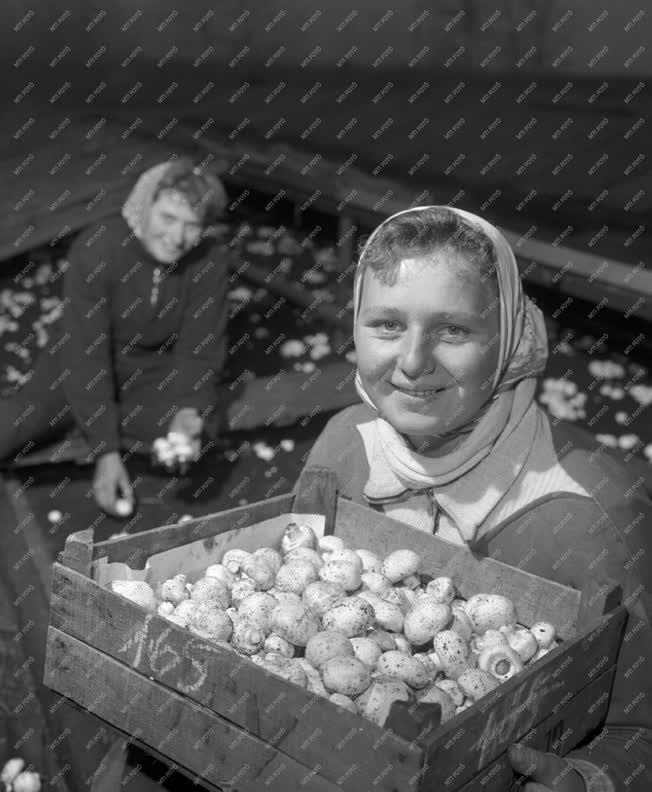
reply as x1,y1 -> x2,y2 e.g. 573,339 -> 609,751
398,332 -> 436,378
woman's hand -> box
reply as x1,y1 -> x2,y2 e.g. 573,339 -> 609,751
94,452 -> 133,516
508,745 -> 587,791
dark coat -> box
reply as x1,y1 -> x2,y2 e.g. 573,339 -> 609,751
59,216 -> 229,455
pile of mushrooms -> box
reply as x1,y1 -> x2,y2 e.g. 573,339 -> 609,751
109,523 -> 559,727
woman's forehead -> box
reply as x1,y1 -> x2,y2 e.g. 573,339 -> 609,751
359,257 -> 498,315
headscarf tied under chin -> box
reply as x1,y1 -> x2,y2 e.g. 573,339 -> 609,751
354,205 -> 549,490
121,162 -> 174,239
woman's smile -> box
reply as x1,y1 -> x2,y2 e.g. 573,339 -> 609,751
391,383 -> 450,400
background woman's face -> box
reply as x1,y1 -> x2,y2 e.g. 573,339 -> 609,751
141,190 -> 203,263
355,256 -> 501,446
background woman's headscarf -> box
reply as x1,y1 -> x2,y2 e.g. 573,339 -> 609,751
354,206 -> 549,489
121,162 -> 173,239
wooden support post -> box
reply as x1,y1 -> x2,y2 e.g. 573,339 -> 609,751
60,528 -> 94,576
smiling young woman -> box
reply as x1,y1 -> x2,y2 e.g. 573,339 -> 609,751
299,205 -> 652,792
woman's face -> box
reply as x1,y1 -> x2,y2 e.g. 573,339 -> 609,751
355,255 -> 501,449
141,189 -> 203,263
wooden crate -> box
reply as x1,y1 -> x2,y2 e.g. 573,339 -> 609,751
43,472 -> 626,792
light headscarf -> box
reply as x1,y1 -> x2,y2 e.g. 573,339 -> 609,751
121,161 -> 175,239
354,206 -> 549,489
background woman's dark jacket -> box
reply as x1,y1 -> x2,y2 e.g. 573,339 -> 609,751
60,215 -> 229,456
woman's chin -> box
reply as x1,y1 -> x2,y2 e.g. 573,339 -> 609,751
383,411 -> 451,440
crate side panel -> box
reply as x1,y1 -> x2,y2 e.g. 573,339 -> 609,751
420,607 -> 627,791
44,627 -> 342,792
335,499 -> 581,637
91,494 -> 295,567
48,565 -> 422,792
452,665 -> 617,792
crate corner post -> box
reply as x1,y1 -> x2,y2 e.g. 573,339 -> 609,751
292,466 -> 338,534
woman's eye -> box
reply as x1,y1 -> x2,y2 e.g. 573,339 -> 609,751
379,321 -> 400,332
442,325 -> 468,339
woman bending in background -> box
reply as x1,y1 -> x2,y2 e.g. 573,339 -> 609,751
0,158 -> 230,516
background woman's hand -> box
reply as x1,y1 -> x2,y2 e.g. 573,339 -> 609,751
508,745 -> 587,791
93,451 -> 133,516
168,407 -> 203,460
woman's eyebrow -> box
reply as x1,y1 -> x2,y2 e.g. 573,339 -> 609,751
362,306 -> 480,323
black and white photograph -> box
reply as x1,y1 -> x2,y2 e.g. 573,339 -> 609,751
1,3 -> 651,791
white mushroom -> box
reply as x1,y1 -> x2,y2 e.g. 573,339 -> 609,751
356,677 -> 412,727
237,592 -> 278,634
187,604 -> 233,643
355,548 -> 383,574
449,603 -> 474,642
319,560 -> 362,592
401,573 -> 421,590
457,669 -> 500,702
283,547 -> 324,571
350,637 -> 382,668
382,588 -> 412,615
204,564 -> 236,588
230,579 -> 258,608
465,594 -> 517,633
393,635 -> 414,655
234,555 -> 276,590
382,549 -> 421,584
530,621 -> 556,649
432,630 -> 476,680
366,629 -> 397,653
110,580 -> 157,612
470,629 -> 508,655
302,581 -> 346,617
370,599 -> 405,633
270,601 -> 319,646
318,535 -> 345,559
328,549 -> 364,574
435,678 -> 464,707
322,597 -> 375,637
499,625 -> 539,663
295,657 -> 329,697
231,618 -> 266,655
477,644 -> 524,682
403,602 -> 452,646
157,574 -> 189,606
264,633 -> 295,658
253,546 -> 283,576
376,651 -> 430,689
222,549 -> 251,568
321,655 -> 372,696
424,577 -> 456,605
415,685 -> 456,721
190,577 -> 231,609
281,522 -> 318,554
305,630 -> 354,668
360,572 -> 392,595
275,560 -> 319,595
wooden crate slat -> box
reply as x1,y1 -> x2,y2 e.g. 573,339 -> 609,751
335,499 -> 582,637
48,566 -> 423,792
91,494 -> 295,567
419,608 -> 627,791
456,665 -> 617,792
44,627 -> 341,792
